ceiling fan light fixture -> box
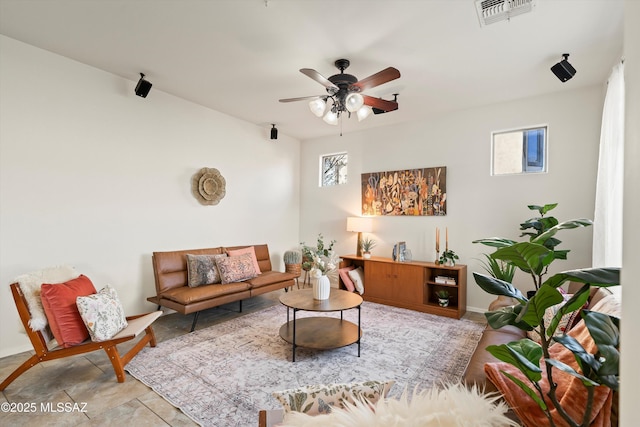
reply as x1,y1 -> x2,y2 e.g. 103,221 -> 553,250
308,98 -> 326,117
345,93 -> 364,112
323,109 -> 338,125
357,105 -> 372,122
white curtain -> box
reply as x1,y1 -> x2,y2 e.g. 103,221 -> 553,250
593,62 -> 625,268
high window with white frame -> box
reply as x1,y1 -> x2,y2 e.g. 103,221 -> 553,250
492,125 -> 548,175
320,152 -> 348,187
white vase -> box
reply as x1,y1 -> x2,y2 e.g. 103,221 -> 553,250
313,275 -> 331,300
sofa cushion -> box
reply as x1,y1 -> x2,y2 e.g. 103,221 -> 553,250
40,274 -> 97,348
246,270 -> 298,289
76,285 -> 128,341
216,253 -> 258,284
162,281 -> 251,305
272,380 -> 395,416
463,326 -> 525,391
186,253 -> 227,287
226,246 -> 261,274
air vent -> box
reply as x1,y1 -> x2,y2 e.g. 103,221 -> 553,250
476,0 -> 536,26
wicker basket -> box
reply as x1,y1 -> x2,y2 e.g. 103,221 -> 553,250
285,263 -> 302,278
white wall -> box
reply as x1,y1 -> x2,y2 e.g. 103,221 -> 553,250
0,35 -> 301,358
300,85 -> 604,312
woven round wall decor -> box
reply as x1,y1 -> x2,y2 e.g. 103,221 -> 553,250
191,167 -> 226,206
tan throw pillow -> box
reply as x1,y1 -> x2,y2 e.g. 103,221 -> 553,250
215,253 -> 258,284
186,254 -> 227,287
272,380 -> 395,416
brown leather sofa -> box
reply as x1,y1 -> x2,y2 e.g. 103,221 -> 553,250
148,244 -> 296,331
463,283 -> 618,425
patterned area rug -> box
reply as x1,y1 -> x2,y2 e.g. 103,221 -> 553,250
126,301 -> 484,427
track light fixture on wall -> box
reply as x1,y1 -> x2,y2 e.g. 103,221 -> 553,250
270,124 -> 278,140
135,73 -> 152,97
551,54 -> 576,82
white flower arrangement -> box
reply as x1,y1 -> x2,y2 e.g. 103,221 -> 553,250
301,234 -> 339,278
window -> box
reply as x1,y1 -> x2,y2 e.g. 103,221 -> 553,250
320,152 -> 348,187
492,126 -> 547,175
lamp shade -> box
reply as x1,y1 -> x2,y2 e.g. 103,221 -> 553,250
347,216 -> 373,233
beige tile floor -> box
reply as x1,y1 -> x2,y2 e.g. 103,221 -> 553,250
0,287 -> 485,426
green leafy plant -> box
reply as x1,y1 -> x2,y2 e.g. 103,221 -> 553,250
438,249 -> 459,265
361,237 -> 376,253
300,234 -> 338,276
435,289 -> 450,299
473,203 -> 593,292
472,203 -> 620,427
478,253 -> 516,282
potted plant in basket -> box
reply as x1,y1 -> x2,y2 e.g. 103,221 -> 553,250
361,237 -> 376,259
283,250 -> 302,278
472,203 -> 620,427
435,289 -> 450,307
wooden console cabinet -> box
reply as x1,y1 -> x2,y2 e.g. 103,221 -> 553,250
339,255 -> 467,319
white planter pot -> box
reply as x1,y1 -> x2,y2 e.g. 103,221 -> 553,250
363,252 -> 371,259
313,275 -> 331,300
438,298 -> 450,307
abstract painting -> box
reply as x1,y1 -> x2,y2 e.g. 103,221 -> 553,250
361,166 -> 446,216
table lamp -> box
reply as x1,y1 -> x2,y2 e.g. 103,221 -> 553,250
346,216 -> 373,257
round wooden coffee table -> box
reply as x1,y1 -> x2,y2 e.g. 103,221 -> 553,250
279,288 -> 363,362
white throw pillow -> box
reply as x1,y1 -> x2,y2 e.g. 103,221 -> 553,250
14,265 -> 80,332
76,285 -> 128,341
348,267 -> 365,294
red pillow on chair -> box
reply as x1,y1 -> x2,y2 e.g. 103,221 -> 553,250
41,274 -> 97,348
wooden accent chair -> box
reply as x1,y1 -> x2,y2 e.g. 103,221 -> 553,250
0,282 -> 162,390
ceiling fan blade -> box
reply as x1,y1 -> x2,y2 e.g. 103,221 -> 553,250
279,95 -> 324,103
351,67 -> 401,92
363,95 -> 398,112
300,68 -> 339,91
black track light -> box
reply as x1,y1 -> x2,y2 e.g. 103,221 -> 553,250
551,54 -> 576,82
270,124 -> 278,140
135,73 -> 152,97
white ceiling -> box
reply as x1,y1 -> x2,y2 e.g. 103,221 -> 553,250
0,0 -> 624,141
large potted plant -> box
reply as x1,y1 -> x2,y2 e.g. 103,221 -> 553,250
473,203 -> 592,297
472,204 -> 620,427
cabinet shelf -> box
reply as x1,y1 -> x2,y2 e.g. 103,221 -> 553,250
339,255 -> 466,319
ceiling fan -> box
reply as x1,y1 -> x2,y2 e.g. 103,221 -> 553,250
279,59 -> 401,125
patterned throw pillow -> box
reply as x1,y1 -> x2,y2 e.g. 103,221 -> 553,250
186,254 -> 227,287
226,246 -> 262,274
272,380 -> 395,416
215,253 -> 258,284
76,285 -> 128,342
526,294 -> 580,344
